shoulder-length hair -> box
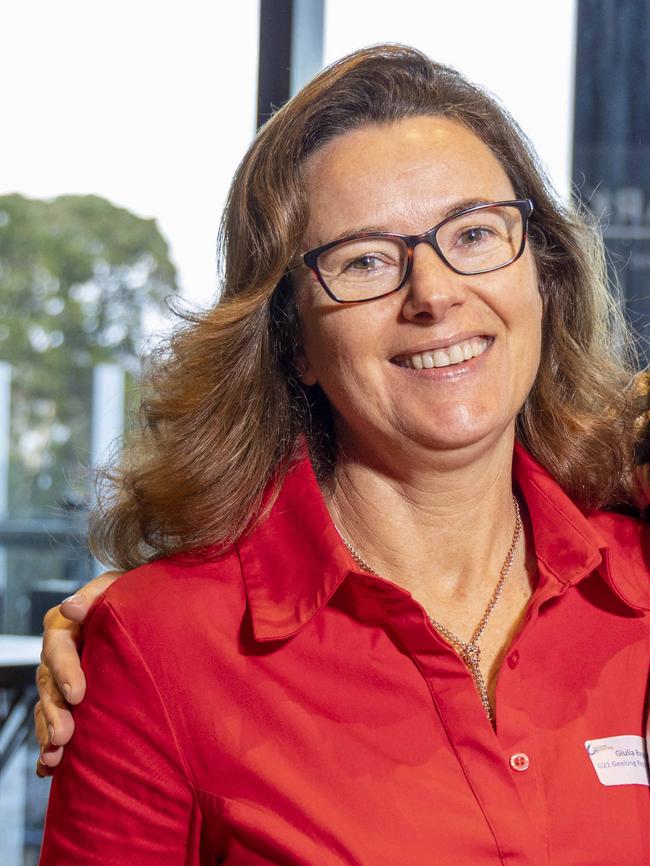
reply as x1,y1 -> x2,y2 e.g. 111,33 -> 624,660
90,44 -> 643,569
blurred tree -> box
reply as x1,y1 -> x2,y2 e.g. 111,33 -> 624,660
0,193 -> 178,516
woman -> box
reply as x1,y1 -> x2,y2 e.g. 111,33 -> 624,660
37,45 -> 649,865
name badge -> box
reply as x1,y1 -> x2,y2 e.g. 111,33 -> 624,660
584,735 -> 649,787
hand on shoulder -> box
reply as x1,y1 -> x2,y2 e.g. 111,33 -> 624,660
35,572 -> 122,776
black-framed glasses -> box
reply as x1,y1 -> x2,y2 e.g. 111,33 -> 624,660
290,199 -> 533,304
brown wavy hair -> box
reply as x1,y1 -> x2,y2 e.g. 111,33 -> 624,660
89,44 -> 644,570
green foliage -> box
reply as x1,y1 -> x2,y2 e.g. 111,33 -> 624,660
0,193 -> 178,515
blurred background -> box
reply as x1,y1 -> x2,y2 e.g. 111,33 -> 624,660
0,0 -> 648,862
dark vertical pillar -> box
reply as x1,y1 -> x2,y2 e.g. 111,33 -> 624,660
257,0 -> 293,129
573,0 -> 650,365
256,0 -> 324,129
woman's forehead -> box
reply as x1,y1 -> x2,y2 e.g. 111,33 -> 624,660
302,116 -> 515,244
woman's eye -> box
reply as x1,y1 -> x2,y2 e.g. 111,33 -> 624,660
347,254 -> 386,270
458,226 -> 493,245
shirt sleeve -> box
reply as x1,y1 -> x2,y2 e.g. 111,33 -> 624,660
39,596 -> 202,865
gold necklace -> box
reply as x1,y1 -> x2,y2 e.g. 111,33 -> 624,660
334,496 -> 522,725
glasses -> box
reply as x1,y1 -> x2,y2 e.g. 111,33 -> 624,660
293,199 -> 533,304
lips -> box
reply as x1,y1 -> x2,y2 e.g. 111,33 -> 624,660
392,336 -> 492,369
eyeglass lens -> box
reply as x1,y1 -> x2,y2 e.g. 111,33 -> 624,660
317,204 -> 525,302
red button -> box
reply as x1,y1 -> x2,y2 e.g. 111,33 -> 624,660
507,650 -> 520,669
510,752 -> 530,772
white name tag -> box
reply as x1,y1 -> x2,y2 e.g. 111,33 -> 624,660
585,735 -> 649,787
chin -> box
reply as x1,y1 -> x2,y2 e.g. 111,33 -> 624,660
399,414 -> 511,455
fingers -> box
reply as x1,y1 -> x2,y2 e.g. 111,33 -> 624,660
35,662 -> 76,744
41,571 -> 122,705
58,571 -> 123,624
34,702 -> 64,776
41,607 -> 86,706
35,664 -> 74,775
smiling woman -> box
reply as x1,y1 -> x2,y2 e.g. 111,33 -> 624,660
37,45 -> 649,866
92,49 -> 637,567
295,117 -> 543,462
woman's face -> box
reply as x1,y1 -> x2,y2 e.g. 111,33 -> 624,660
296,116 -> 543,461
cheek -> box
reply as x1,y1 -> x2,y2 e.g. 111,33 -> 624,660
296,279 -> 383,388
299,315 -> 358,389
529,284 -> 544,349
510,261 -> 543,341
295,287 -> 349,388
523,290 -> 543,350
299,312 -> 393,413
517,282 -> 544,389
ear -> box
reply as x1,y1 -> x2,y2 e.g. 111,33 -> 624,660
295,349 -> 318,387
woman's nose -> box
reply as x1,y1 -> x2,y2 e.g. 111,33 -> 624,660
400,242 -> 468,321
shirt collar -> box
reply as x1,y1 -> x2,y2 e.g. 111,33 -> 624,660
236,456 -> 354,642
513,444 -> 649,612
238,443 -> 649,642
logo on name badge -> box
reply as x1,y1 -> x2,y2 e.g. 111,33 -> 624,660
584,735 -> 649,787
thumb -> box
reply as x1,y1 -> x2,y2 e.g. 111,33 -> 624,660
59,571 -> 124,623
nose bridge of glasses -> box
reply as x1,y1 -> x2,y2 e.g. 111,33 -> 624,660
408,227 -> 453,272
401,241 -> 468,316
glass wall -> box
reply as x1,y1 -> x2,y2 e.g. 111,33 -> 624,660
0,3 -> 259,863
573,0 -> 650,364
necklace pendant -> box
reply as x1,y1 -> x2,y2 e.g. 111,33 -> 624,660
462,643 -> 481,667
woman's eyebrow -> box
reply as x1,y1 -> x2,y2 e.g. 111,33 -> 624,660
324,198 -> 498,243
441,197 -> 493,219
325,224 -> 386,242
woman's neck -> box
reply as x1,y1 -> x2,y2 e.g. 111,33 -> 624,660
324,431 -> 520,603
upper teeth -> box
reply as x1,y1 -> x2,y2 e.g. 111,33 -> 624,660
398,337 -> 490,369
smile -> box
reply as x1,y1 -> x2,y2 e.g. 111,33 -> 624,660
392,336 -> 492,370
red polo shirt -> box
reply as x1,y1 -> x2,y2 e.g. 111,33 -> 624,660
40,444 -> 650,865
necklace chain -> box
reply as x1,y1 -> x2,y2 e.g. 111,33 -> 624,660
334,496 -> 522,725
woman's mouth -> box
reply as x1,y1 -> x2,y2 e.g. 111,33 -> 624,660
392,336 -> 492,370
